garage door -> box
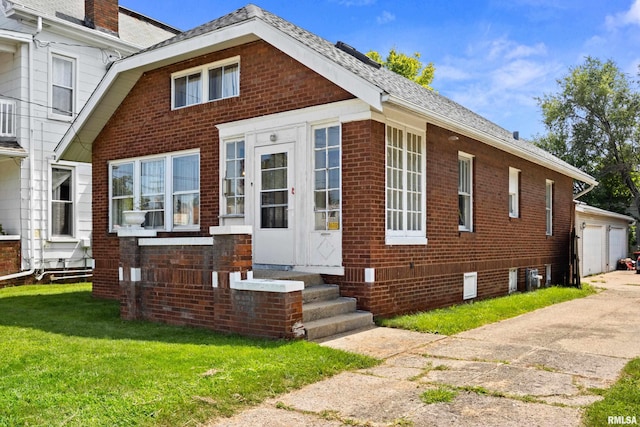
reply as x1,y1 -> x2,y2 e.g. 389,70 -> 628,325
582,225 -> 604,276
609,227 -> 627,271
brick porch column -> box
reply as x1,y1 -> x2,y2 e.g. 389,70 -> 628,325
117,228 -> 157,320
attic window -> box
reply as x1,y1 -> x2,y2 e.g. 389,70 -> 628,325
335,41 -> 381,69
172,56 -> 240,109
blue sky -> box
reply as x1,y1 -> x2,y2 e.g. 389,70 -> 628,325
120,0 -> 640,140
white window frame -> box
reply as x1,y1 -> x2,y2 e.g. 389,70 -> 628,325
509,167 -> 520,218
546,179 -> 553,235
458,152 -> 474,232
49,52 -> 78,121
171,56 -> 240,110
385,122 -> 427,245
313,124 -> 342,231
222,139 -> 246,217
49,165 -> 75,239
463,271 -> 478,300
108,149 -> 200,232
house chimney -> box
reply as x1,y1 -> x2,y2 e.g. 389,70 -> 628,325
85,0 -> 119,35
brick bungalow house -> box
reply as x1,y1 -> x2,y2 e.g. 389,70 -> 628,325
56,5 -> 597,339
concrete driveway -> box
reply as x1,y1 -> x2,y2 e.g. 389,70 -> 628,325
208,270 -> 640,426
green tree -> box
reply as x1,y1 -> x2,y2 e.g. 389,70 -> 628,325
366,48 -> 435,90
534,57 -> 640,225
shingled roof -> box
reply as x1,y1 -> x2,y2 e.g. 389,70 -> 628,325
56,4 -> 597,187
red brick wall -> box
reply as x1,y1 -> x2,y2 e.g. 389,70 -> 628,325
92,40 -> 354,299
118,234 -> 302,339
330,121 -> 575,317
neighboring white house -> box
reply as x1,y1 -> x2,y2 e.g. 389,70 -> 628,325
576,202 -> 635,277
0,0 -> 178,282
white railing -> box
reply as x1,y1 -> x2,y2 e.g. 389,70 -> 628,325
0,99 -> 16,137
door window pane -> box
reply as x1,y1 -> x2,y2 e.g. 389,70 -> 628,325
260,153 -> 288,229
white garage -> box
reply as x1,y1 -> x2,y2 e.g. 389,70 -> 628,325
576,202 -> 635,277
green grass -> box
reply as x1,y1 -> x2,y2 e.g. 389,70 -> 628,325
0,284 -> 377,426
420,387 -> 458,404
583,358 -> 640,426
378,285 -> 596,335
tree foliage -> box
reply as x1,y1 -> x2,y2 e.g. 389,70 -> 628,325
366,48 -> 435,90
534,57 -> 640,219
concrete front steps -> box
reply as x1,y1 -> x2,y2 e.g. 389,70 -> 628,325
252,270 -> 373,340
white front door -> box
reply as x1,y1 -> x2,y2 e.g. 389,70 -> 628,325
253,143 -> 295,266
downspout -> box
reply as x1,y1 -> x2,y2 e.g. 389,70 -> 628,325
574,182 -> 597,200
0,17 -> 42,282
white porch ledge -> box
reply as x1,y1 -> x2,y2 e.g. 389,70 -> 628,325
231,278 -> 304,293
210,225 -> 253,236
0,235 -> 20,241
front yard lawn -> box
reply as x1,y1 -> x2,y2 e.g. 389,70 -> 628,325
0,284 -> 377,426
378,285 -> 597,335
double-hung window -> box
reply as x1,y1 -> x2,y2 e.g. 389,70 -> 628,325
51,54 -> 76,118
109,151 -> 200,231
385,124 -> 426,244
172,57 -> 240,109
458,152 -> 473,231
545,180 -> 553,235
224,140 -> 245,215
51,167 -> 74,237
509,167 -> 520,218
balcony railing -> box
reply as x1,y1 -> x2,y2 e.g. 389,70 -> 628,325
0,99 -> 16,137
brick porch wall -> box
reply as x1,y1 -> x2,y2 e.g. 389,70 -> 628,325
119,231 -> 303,339
0,238 -> 22,288
331,121 -> 575,318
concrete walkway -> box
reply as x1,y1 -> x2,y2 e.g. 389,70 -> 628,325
207,271 -> 640,426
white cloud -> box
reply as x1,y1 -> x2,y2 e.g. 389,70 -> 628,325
376,11 -> 395,24
605,0 -> 640,29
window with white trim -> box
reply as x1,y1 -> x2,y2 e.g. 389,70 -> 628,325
509,167 -> 520,218
458,152 -> 473,231
545,179 -> 553,235
109,151 -> 200,231
314,125 -> 341,231
51,54 -> 76,117
224,140 -> 245,215
385,124 -> 426,244
172,57 -> 239,109
51,167 -> 74,237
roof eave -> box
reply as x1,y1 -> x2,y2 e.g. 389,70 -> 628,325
385,94 -> 598,186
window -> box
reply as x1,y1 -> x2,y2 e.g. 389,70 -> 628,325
224,140 -> 245,215
546,180 -> 553,235
172,57 -> 239,109
109,151 -> 200,231
51,54 -> 75,117
314,125 -> 341,231
509,167 -> 520,218
385,124 -> 426,244
463,272 -> 478,300
51,167 -> 73,236
458,152 -> 473,231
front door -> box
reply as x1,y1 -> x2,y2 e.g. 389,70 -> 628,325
253,143 -> 295,265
